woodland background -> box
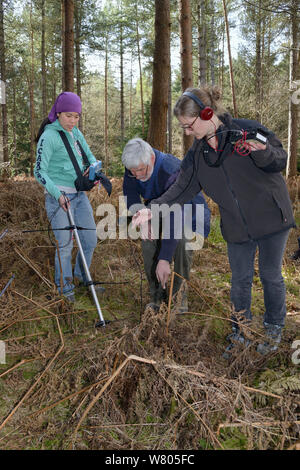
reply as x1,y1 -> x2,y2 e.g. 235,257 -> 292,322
0,0 -> 299,178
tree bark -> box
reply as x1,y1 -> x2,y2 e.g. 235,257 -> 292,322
198,0 -> 207,86
29,1 -> 35,176
255,0 -> 262,121
222,0 -> 238,117
147,0 -> 170,151
287,0 -> 299,179
210,0 -> 215,85
41,0 -> 47,116
136,8 -> 145,136
179,0 -> 193,152
75,0 -> 82,130
104,34 -> 109,171
120,22 -> 125,143
0,0 -> 8,167
61,0 -> 65,91
63,0 -> 74,92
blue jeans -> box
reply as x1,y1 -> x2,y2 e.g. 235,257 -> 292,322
45,192 -> 97,295
227,229 -> 290,328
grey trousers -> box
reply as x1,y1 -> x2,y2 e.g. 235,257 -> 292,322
141,238 -> 193,305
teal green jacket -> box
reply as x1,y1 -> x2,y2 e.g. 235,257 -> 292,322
34,120 -> 97,200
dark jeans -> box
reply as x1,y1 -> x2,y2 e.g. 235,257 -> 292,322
141,238 -> 193,305
227,229 -> 290,328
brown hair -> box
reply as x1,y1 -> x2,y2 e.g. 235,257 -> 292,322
173,85 -> 225,118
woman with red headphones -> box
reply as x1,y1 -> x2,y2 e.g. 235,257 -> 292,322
133,85 -> 295,359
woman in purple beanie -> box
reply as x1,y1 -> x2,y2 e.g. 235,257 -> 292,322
34,92 -> 104,302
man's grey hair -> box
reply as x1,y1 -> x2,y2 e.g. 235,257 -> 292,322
121,138 -> 154,169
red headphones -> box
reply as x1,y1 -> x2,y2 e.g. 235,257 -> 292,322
183,91 -> 214,121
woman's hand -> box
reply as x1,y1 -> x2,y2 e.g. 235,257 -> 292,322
248,141 -> 267,151
58,194 -> 70,212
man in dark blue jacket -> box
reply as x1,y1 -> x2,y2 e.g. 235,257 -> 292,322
122,137 -> 210,313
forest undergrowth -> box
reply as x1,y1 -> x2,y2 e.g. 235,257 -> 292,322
0,178 -> 299,450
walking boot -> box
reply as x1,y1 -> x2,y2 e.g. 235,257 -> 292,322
256,322 -> 282,355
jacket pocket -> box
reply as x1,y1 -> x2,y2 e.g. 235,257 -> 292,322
272,190 -> 290,224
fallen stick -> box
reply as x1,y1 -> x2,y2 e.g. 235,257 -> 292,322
14,246 -> 53,289
217,420 -> 300,434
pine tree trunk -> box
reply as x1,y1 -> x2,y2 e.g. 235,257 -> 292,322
29,1 -> 35,176
12,78 -> 16,162
41,0 -> 47,116
75,0 -> 82,130
75,0 -> 81,98
61,0 -> 65,91
104,35 -> 109,171
120,23 -> 125,143
198,0 -> 206,86
210,0 -> 215,85
0,0 -> 8,167
255,0 -> 262,121
222,0 -> 238,117
167,70 -> 172,153
51,49 -> 57,102
179,0 -> 193,152
136,10 -> 144,136
147,0 -> 170,151
287,0 -> 299,179
63,0 -> 74,92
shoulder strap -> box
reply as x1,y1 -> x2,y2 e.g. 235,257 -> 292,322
58,131 -> 82,177
76,140 -> 90,168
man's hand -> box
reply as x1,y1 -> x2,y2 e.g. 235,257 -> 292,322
58,194 -> 70,212
132,208 -> 154,239
156,259 -> 171,289
132,208 -> 152,227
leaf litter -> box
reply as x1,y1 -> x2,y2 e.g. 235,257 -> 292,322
0,178 -> 299,450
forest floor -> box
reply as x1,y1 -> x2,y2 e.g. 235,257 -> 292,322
0,177 -> 299,451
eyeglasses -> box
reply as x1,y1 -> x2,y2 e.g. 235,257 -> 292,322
128,165 -> 149,178
179,116 -> 199,130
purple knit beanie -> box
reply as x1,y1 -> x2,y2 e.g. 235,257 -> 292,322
48,92 -> 82,123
